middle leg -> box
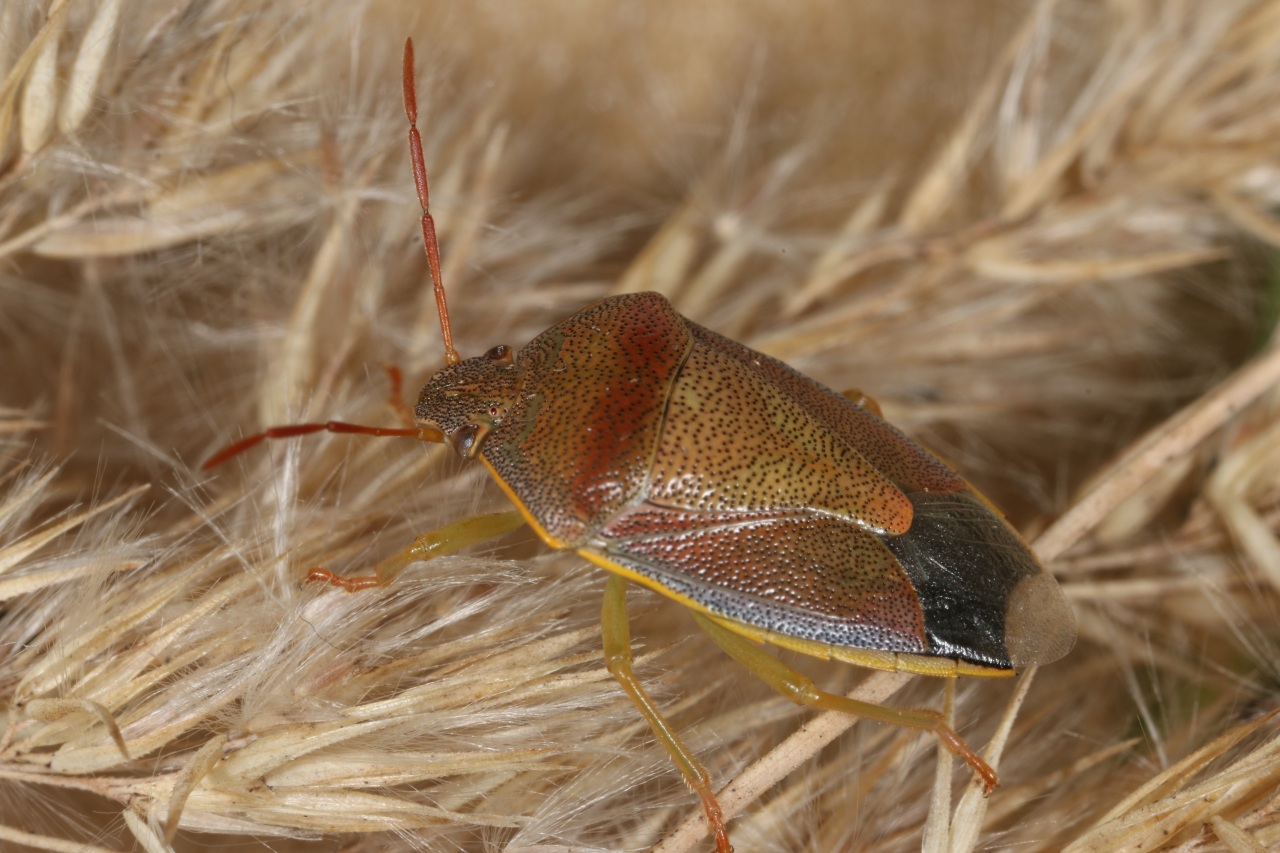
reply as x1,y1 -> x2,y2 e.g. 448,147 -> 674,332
600,575 -> 733,853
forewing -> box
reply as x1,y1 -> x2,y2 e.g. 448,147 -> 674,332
596,506 -> 929,656
664,323 -> 1075,668
885,490 -> 1076,668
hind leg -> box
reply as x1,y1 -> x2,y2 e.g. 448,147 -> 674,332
694,612 -> 997,793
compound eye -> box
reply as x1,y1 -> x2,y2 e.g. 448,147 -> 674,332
449,422 -> 485,458
484,344 -> 512,363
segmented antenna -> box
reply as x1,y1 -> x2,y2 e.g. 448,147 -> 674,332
403,38 -> 459,366
201,44 -> 457,470
201,359 -> 444,469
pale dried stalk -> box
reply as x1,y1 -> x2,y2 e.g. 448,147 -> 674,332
1037,342 -> 1280,563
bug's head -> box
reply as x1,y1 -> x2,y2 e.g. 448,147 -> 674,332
415,344 -> 520,459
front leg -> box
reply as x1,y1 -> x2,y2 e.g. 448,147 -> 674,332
306,511 -> 526,591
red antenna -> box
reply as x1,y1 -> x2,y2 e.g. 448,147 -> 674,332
201,41 -> 455,470
202,414 -> 441,470
403,38 -> 459,366
201,362 -> 444,470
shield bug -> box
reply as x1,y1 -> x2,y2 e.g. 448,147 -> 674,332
205,38 -> 1076,853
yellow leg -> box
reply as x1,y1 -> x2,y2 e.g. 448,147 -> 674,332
693,613 -> 998,793
841,388 -> 883,418
306,511 -> 526,591
601,576 -> 733,853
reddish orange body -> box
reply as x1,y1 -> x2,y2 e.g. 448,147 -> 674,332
207,38 -> 1076,852
417,292 -> 1075,676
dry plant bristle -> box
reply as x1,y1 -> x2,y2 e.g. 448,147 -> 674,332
2,1 -> 1280,851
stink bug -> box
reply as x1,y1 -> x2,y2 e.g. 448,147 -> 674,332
205,38 -> 1076,852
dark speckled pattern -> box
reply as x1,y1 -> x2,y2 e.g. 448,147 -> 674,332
649,338 -> 914,535
684,322 -> 967,496
414,292 -> 1076,670
599,510 -> 927,653
481,294 -> 690,545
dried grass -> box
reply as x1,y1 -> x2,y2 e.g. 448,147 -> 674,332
2,0 -> 1280,851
